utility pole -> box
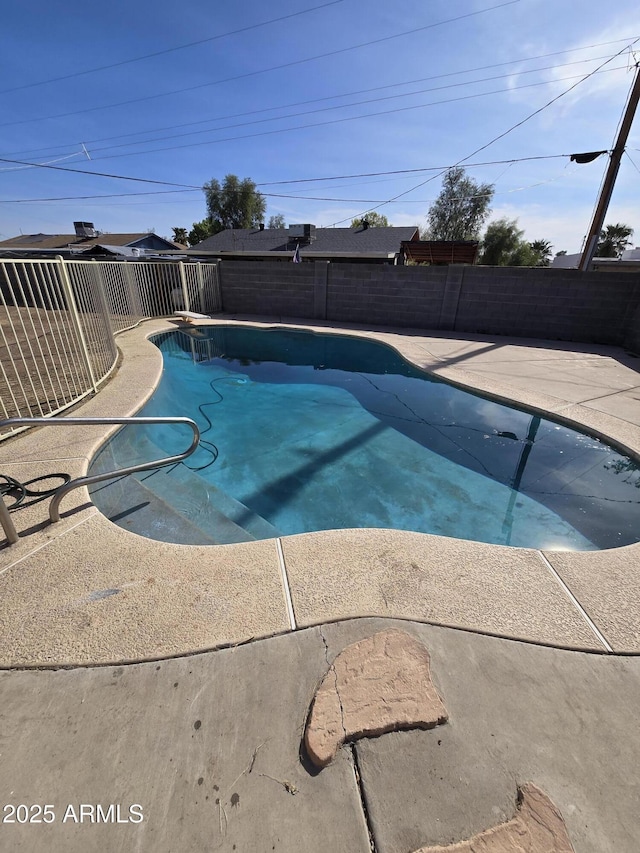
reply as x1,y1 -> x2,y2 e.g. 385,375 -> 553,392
579,62 -> 640,271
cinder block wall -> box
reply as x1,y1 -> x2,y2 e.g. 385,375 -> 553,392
218,260 -> 640,353
326,263 -> 448,327
219,261 -> 316,318
455,267 -> 639,347
622,283 -> 640,354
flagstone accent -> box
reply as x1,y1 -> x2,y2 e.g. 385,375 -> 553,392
413,783 -> 575,853
305,629 -> 448,768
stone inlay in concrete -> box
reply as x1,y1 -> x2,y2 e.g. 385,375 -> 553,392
413,783 -> 575,853
305,629 -> 448,768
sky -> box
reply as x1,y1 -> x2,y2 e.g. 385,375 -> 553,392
1,0 -> 640,253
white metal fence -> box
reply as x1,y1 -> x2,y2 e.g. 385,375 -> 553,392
0,256 -> 222,439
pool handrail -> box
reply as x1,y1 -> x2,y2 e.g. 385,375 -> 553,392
0,416 -> 201,542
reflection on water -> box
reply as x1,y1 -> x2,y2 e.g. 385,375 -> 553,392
91,327 -> 640,551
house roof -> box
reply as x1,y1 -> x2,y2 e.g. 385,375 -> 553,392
79,244 -> 151,257
0,232 -> 182,251
189,226 -> 420,258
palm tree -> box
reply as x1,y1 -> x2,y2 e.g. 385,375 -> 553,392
172,227 -> 189,245
529,239 -> 553,267
596,223 -> 634,258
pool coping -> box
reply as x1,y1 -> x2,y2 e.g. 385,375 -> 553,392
1,315 -> 639,665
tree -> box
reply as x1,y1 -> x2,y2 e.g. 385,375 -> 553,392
426,167 -> 494,240
268,214 -> 286,229
172,227 -> 188,245
479,218 -> 539,266
203,174 -> 266,233
596,223 -> 634,258
509,242 -> 538,266
529,239 -> 553,267
351,212 -> 389,228
479,218 -> 523,265
188,219 -> 216,247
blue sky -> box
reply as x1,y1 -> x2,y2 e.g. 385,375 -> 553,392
1,0 -> 639,252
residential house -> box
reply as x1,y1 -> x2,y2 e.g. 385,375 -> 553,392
188,223 -> 420,264
551,248 -> 640,271
0,222 -> 183,259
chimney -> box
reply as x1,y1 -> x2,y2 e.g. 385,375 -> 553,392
259,223 -> 265,231
74,221 -> 96,238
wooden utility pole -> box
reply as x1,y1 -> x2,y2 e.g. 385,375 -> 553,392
579,62 -> 640,271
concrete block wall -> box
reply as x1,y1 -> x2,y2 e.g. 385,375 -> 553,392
621,280 -> 640,353
219,261 -> 316,318
217,260 -> 640,353
624,305 -> 640,352
454,267 -> 639,347
326,263 -> 448,327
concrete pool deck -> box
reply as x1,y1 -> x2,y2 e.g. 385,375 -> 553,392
1,316 -> 639,663
1,318 -> 639,851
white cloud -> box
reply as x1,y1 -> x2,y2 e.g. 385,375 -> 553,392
487,202 -> 588,253
487,196 -> 639,254
504,20 -> 640,124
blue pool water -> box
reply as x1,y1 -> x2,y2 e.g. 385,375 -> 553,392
89,326 -> 640,550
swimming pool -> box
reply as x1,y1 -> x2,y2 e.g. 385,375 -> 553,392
89,326 -> 640,551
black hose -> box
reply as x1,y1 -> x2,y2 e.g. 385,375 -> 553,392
0,473 -> 71,510
181,377 -> 224,471
141,374 -> 232,481
3,376 -> 227,508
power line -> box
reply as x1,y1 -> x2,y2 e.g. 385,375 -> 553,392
2,68 -> 618,176
0,154 -> 578,203
3,36 -> 634,161
0,0 -> 521,130
0,189 -> 199,203
580,68 -> 638,251
0,162 -> 577,205
46,56 -> 626,160
256,155 -> 572,186
624,149 -> 640,177
327,39 -> 640,226
0,0 -> 347,97
263,164 -> 575,202
452,44 -> 640,171
86,66 -> 630,163
0,156 -> 202,188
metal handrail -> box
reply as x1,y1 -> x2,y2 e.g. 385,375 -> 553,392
0,416 -> 200,543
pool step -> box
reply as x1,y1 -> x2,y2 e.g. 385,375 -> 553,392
143,463 -> 281,542
90,427 -> 280,544
91,474 -> 220,545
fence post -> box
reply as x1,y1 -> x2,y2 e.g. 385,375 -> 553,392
179,261 -> 190,312
123,262 -> 143,318
214,259 -> 223,313
91,260 -> 118,360
56,255 -> 99,393
196,262 -> 205,313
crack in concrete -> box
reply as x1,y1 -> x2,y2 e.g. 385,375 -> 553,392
350,744 -> 378,853
318,626 -> 347,742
